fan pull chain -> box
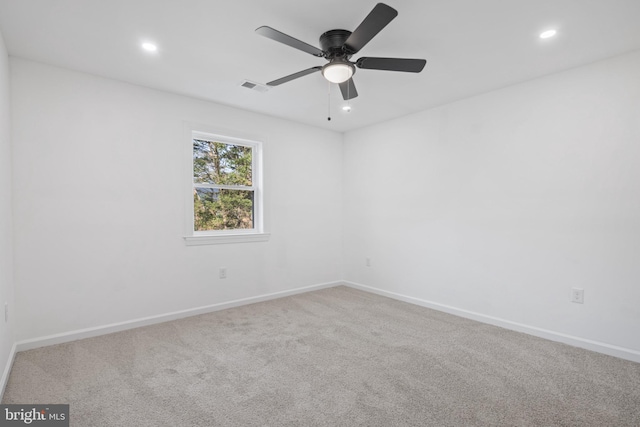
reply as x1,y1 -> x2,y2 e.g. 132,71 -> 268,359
327,81 -> 332,121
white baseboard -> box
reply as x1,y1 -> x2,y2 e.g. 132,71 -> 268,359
344,281 -> 640,364
14,280 -> 640,364
1,342 -> 17,400
16,281 -> 342,352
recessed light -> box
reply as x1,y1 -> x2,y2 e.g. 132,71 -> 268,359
342,105 -> 352,112
141,42 -> 158,52
539,30 -> 557,39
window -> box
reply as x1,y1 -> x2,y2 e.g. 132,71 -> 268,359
185,128 -> 268,245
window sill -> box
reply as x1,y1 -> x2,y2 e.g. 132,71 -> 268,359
183,233 -> 271,246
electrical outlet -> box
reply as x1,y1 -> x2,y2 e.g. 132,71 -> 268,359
571,288 -> 584,304
366,257 -> 371,267
219,268 -> 227,279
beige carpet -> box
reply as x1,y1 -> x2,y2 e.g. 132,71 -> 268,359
3,286 -> 640,426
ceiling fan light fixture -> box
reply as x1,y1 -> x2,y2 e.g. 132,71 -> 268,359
322,61 -> 354,84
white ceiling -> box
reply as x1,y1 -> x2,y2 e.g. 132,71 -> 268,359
1,0 -> 639,132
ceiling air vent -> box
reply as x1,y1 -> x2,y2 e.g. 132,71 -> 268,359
240,80 -> 269,93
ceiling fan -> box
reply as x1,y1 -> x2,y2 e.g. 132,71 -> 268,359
256,3 -> 426,100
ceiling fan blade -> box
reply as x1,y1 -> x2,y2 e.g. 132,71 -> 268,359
339,78 -> 358,100
356,57 -> 426,72
256,26 -> 324,57
343,3 -> 398,54
266,67 -> 322,86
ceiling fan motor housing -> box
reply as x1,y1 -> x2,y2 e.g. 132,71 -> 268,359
319,29 -> 352,59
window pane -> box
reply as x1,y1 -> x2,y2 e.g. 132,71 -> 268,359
193,188 -> 254,231
193,139 -> 252,186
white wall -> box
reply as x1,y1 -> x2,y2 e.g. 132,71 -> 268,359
8,49 -> 640,360
0,31 -> 16,389
11,58 -> 343,342
344,50 -> 640,356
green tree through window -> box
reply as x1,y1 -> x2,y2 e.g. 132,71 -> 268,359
193,139 -> 255,231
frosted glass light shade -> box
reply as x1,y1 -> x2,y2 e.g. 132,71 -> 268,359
322,62 -> 354,84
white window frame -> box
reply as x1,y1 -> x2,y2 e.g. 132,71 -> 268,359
184,124 -> 269,245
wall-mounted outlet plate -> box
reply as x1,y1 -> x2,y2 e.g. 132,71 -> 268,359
571,288 -> 584,304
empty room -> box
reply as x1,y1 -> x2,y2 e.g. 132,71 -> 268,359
0,0 -> 639,425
